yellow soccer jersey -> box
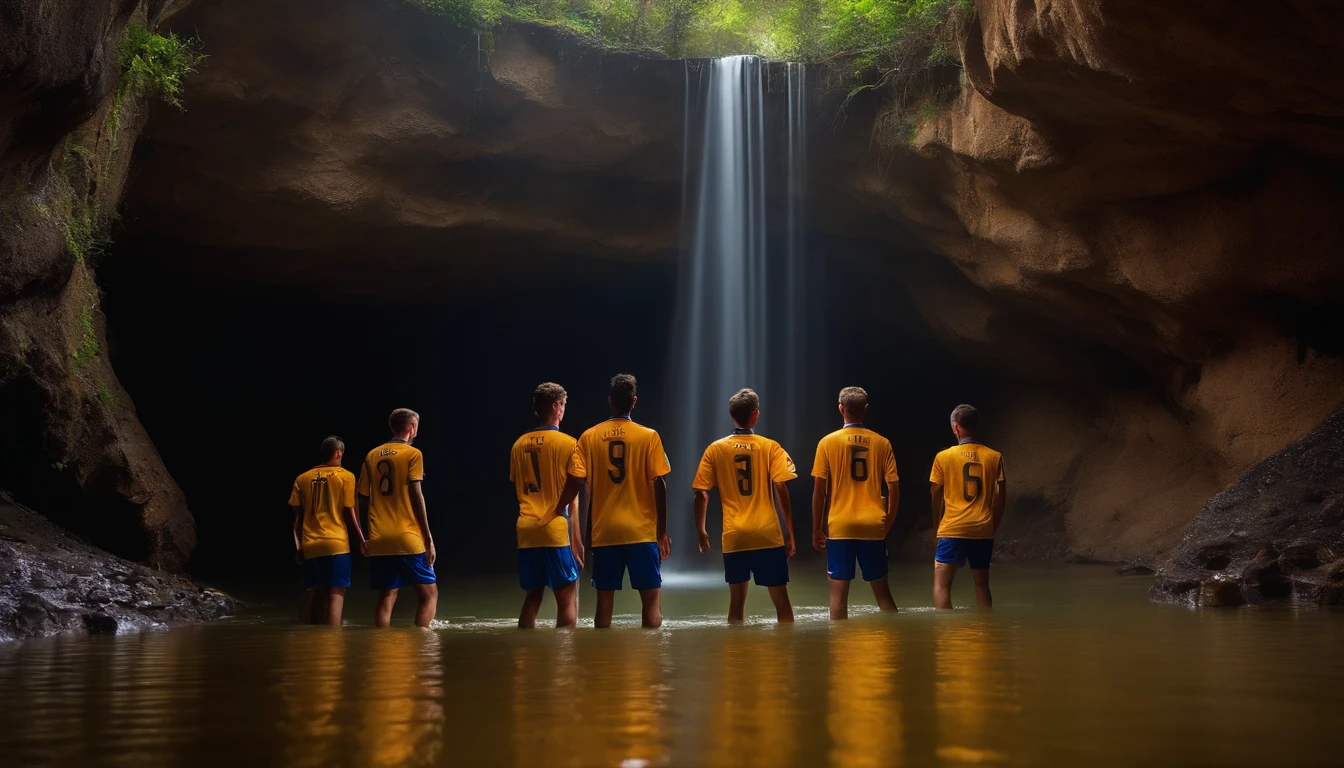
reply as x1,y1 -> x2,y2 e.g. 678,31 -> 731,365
510,427 -> 583,549
930,441 -> 1004,539
570,417 -> 671,547
288,465 -> 356,557
693,432 -> 797,553
357,440 -> 426,556
812,426 -> 899,540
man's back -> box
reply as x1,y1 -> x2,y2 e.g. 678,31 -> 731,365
511,429 -> 580,548
359,440 -> 426,555
813,427 -> 898,540
694,433 -> 796,553
290,465 -> 356,557
575,417 -> 670,547
931,442 -> 1004,539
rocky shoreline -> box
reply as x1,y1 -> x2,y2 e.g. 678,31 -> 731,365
0,492 -> 237,643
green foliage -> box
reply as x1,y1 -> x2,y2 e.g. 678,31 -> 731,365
51,461 -> 68,472
97,382 -> 117,406
73,306 -> 99,369
116,23 -> 202,110
408,0 -> 969,62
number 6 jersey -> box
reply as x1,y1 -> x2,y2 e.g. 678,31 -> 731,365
929,441 -> 1005,540
693,432 -> 798,553
812,426 -> 899,540
570,417 -> 671,547
510,428 -> 582,549
357,439 -> 426,556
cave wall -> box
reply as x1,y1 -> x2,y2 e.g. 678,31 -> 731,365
0,0 -> 197,569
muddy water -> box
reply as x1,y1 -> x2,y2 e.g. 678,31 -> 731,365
2,565 -> 1342,766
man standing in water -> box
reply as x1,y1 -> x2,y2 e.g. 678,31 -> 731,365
812,386 -> 901,619
358,408 -> 438,627
930,404 -> 1006,609
510,382 -> 586,629
548,374 -> 671,628
693,389 -> 798,623
290,435 -> 365,626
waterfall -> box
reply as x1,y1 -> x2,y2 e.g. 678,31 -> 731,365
668,56 -> 811,562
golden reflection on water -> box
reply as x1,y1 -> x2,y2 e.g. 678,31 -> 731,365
826,625 -> 900,768
704,629 -> 798,768
353,630 -> 445,768
278,629 -> 346,767
935,619 -> 1011,765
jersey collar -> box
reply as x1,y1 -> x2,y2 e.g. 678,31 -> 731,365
533,425 -> 560,432
387,439 -> 409,444
608,414 -> 632,421
843,422 -> 864,428
732,427 -> 754,435
957,436 -> 980,445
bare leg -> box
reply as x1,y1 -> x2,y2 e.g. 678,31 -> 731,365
414,583 -> 438,628
767,585 -> 794,623
728,582 -> 749,624
869,576 -> 899,613
375,588 -> 398,627
326,587 -> 346,627
934,562 -> 957,609
554,582 -> 578,629
519,588 -> 545,629
595,590 -> 616,629
829,578 -> 852,620
302,590 -> 317,624
971,568 -> 992,608
639,589 -> 663,629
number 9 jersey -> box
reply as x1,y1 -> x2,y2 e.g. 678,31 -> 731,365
812,426 -> 899,540
357,439 -> 426,556
570,417 -> 671,547
510,428 -> 582,549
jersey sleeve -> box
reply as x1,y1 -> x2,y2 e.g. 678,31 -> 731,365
650,432 -> 672,478
338,472 -> 352,508
508,443 -> 516,483
883,444 -> 899,483
691,447 -> 716,491
357,460 -> 371,497
771,445 -> 798,483
288,477 -> 301,507
929,452 -> 945,484
811,440 -> 829,479
997,456 -> 1006,483
568,441 -> 589,479
408,450 -> 424,482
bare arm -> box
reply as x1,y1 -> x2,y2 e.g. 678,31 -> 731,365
344,506 -> 367,555
358,494 -> 370,547
694,490 -> 711,553
884,481 -> 900,534
775,481 -> 796,557
811,477 -> 828,551
992,479 -> 1007,535
292,505 -> 304,563
568,481 -> 586,567
930,482 -> 944,532
544,474 -> 585,527
410,481 -> 435,566
655,475 -> 670,559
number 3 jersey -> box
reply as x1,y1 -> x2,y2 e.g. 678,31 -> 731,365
510,428 -> 582,549
812,427 -> 899,541
357,440 -> 426,556
693,433 -> 798,553
288,465 -> 357,557
571,417 -> 671,547
929,442 -> 1004,540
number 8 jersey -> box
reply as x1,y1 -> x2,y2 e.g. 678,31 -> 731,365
571,417 -> 671,547
358,439 -> 426,556
510,428 -> 581,549
812,426 -> 899,540
930,441 -> 1004,540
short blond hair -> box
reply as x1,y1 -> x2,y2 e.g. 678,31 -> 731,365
389,408 -> 420,433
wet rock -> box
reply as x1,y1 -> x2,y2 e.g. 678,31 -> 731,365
0,493 -> 238,643
1151,408 -> 1344,607
1115,562 -> 1154,576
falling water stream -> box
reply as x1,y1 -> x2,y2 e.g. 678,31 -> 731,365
669,56 -> 813,556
